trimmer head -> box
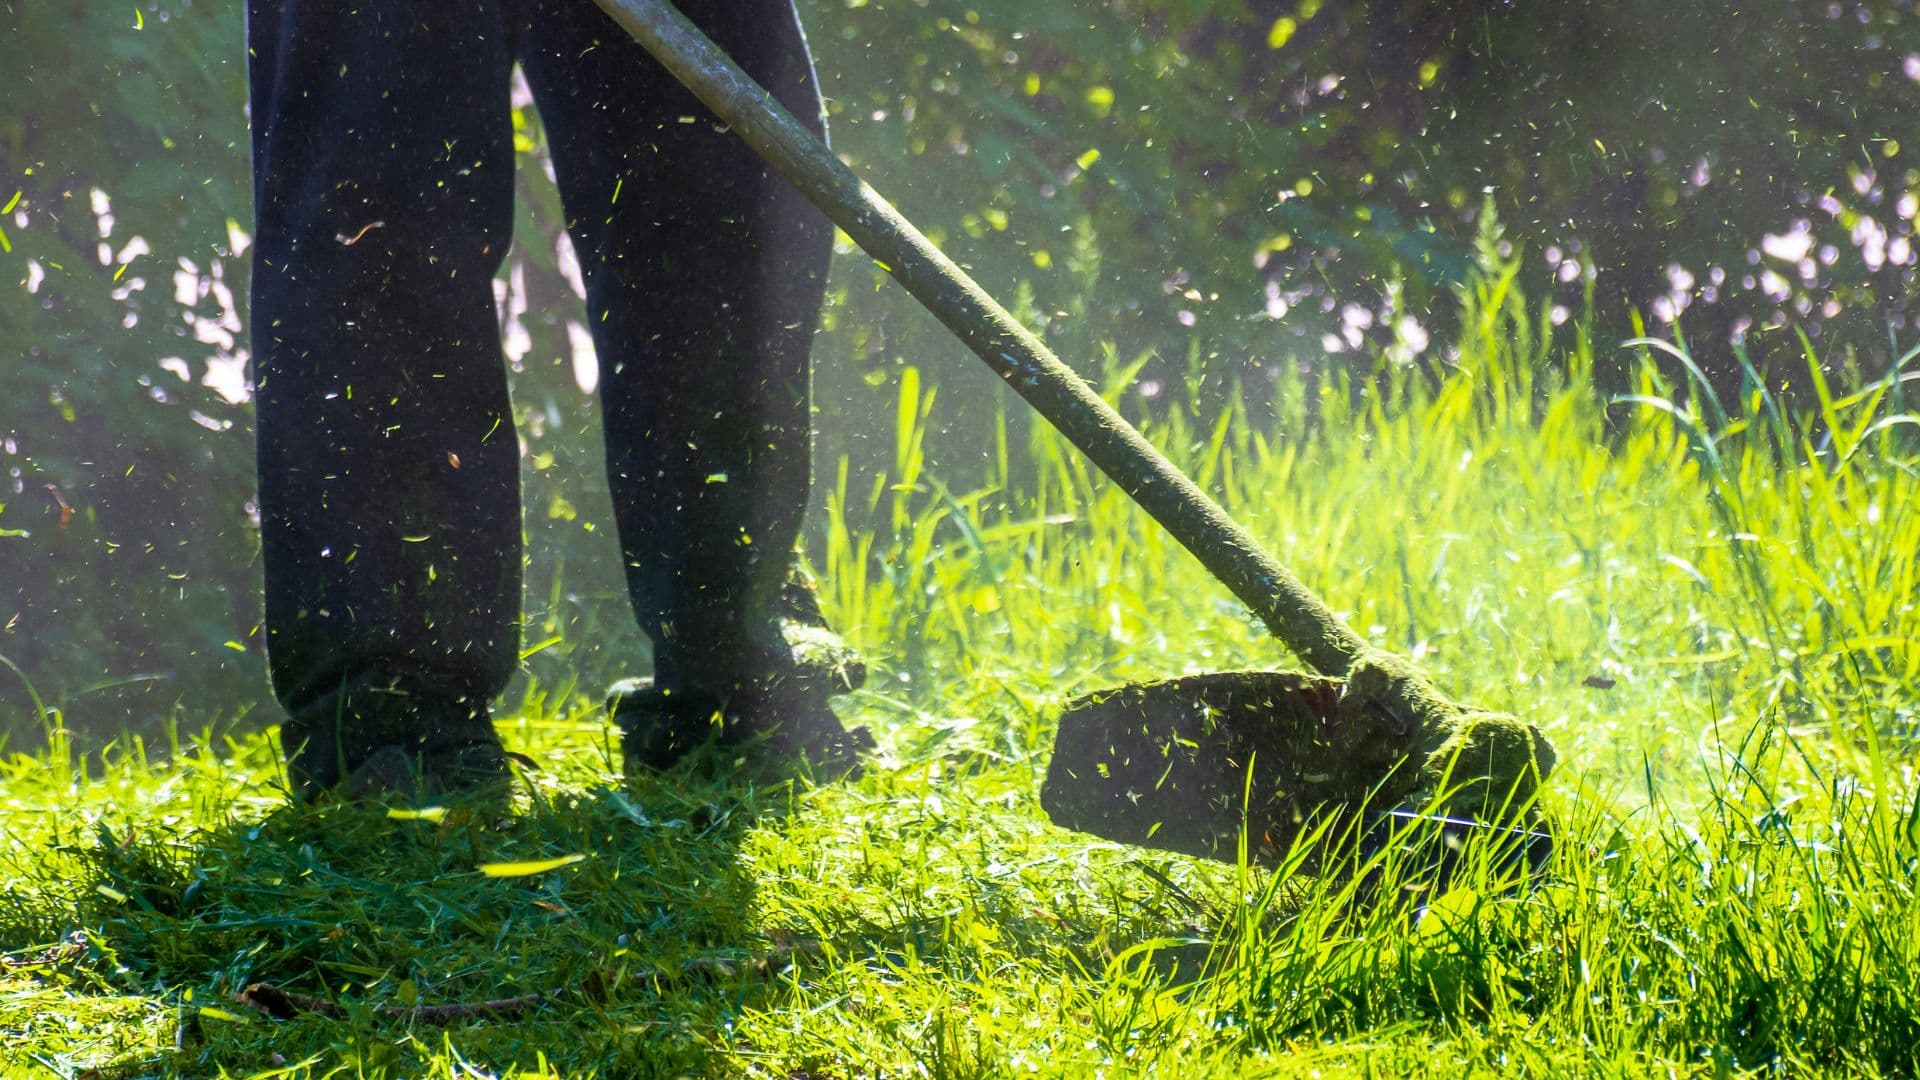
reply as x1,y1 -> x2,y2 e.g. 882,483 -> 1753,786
1040,670 -> 1553,878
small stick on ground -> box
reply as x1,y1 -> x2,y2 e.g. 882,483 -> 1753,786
235,982 -> 548,1024
233,939 -> 823,1025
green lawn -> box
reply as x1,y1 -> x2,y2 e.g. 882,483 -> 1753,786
6,263 -> 1920,1077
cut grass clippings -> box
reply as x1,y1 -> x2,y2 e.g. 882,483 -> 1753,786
5,254 -> 1920,1076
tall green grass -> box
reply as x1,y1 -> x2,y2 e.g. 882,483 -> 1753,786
4,244 -> 1920,1075
807,242 -> 1920,1071
825,244 -> 1920,794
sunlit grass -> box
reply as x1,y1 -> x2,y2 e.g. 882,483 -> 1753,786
5,251 -> 1920,1075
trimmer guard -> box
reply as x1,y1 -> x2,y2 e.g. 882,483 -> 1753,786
1041,671 -> 1553,878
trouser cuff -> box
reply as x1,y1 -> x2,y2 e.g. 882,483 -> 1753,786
280,669 -> 496,794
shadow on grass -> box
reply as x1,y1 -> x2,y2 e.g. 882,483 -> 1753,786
2,753 -> 844,1077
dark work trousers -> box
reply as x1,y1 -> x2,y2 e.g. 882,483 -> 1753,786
248,0 -> 830,784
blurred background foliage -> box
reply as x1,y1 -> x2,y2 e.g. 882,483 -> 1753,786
1,0 -> 1915,744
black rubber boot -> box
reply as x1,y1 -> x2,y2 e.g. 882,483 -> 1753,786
282,671 -> 518,804
610,572 -> 872,776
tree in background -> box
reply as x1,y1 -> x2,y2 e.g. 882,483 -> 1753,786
2,2 -> 259,737
813,0 -> 1917,396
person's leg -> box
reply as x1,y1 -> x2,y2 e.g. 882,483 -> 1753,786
248,0 -> 523,794
516,1 -> 848,725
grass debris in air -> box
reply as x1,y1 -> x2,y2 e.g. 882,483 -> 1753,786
7,266 -> 1920,1075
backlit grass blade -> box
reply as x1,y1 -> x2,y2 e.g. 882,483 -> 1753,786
476,853 -> 588,878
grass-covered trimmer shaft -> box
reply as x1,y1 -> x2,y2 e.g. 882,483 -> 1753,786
592,0 -> 1556,860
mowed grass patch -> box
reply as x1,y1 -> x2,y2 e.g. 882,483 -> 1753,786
5,257 -> 1920,1076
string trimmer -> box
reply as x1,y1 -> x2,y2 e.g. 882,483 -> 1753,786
592,0 -> 1557,875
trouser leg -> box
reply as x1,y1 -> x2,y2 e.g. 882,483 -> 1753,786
248,0 -> 522,786
515,0 -> 831,696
